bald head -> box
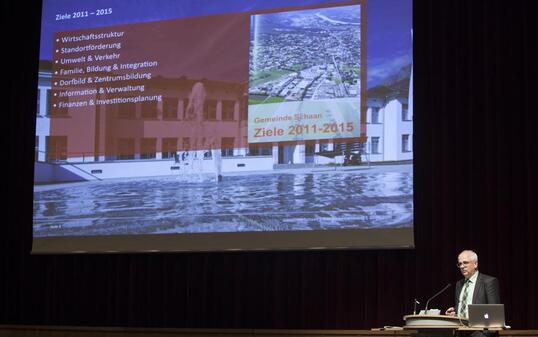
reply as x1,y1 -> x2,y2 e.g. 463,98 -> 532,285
460,250 -> 478,262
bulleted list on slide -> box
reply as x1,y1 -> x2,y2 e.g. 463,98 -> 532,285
50,28 -> 162,112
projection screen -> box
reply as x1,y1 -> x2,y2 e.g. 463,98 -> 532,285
33,0 -> 414,253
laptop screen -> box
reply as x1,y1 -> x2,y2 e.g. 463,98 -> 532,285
468,304 -> 506,328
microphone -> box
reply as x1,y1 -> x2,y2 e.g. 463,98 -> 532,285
413,299 -> 420,315
424,283 -> 451,314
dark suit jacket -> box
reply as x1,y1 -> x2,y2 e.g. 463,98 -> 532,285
455,272 -> 501,309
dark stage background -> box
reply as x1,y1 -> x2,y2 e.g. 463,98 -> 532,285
2,0 -> 537,330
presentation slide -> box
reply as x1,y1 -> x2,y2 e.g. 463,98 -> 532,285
33,0 -> 413,253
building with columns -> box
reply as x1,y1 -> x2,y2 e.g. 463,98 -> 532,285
35,62 -> 412,183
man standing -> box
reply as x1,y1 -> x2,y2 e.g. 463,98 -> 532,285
446,250 -> 501,336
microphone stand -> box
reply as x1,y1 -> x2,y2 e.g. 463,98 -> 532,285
424,283 -> 451,314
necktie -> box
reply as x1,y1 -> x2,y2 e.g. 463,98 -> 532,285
459,279 -> 471,317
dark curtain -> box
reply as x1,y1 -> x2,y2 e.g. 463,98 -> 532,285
2,0 -> 536,330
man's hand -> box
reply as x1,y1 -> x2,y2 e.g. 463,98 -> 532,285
445,307 -> 456,316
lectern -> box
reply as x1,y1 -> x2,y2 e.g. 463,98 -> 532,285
404,314 -> 467,337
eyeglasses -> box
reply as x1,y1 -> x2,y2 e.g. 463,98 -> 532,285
456,261 -> 472,268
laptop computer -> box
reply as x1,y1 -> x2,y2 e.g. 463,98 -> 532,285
468,304 -> 506,328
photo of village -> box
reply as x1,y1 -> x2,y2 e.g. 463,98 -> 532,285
249,5 -> 361,104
